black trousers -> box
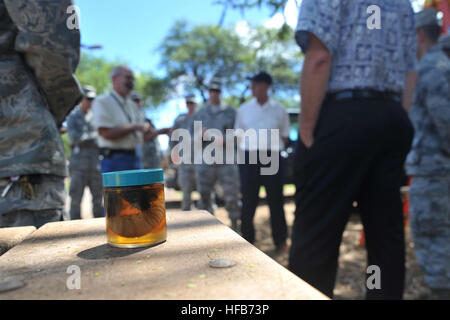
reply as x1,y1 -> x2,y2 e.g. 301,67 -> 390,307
288,98 -> 414,299
239,151 -> 288,247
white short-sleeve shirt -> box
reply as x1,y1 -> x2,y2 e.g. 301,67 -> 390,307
92,90 -> 146,150
235,98 -> 290,151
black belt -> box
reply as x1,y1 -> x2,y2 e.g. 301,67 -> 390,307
326,90 -> 401,103
100,148 -> 136,158
72,141 -> 98,149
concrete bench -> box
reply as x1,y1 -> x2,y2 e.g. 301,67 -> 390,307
0,226 -> 36,256
0,211 -> 328,300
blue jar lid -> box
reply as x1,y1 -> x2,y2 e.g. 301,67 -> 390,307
102,169 -> 164,187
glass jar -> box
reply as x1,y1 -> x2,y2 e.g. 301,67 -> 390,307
102,169 -> 167,248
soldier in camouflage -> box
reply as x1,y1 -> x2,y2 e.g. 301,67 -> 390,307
406,9 -> 450,300
131,92 -> 169,170
192,79 -> 241,230
171,95 -> 198,211
141,119 -> 165,169
66,86 -> 103,220
0,0 -> 82,228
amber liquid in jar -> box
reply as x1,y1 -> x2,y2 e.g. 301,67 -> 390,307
104,183 -> 167,248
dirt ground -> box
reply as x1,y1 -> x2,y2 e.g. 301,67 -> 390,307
73,186 -> 429,300
213,202 -> 429,300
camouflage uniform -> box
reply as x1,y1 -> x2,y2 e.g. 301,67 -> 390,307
440,34 -> 450,58
142,119 -> 163,169
66,105 -> 103,220
406,45 -> 450,291
172,113 -> 196,211
0,0 -> 82,228
193,103 -> 241,220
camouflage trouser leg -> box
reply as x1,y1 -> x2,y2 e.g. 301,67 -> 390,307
70,170 -> 103,219
0,175 -> 66,228
217,164 -> 241,221
409,176 -> 450,290
0,209 -> 64,229
69,170 -> 86,220
195,165 -> 216,214
178,165 -> 196,211
87,170 -> 104,218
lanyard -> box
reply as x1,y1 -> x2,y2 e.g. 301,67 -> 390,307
110,93 -> 134,123
110,93 -> 138,138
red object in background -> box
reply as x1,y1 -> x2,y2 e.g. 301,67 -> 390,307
358,177 -> 412,247
424,0 -> 450,34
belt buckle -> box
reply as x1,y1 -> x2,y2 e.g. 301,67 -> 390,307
1,176 -> 20,198
103,149 -> 112,157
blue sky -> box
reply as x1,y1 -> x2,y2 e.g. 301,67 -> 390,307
74,0 -> 279,73
74,0 -> 425,74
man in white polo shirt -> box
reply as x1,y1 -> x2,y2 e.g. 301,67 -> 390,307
92,66 -> 151,173
235,72 -> 290,253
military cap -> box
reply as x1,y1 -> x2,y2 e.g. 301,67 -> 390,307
415,8 -> 440,29
82,85 -> 96,99
185,94 -> 197,104
207,78 -> 222,91
247,71 -> 273,85
439,33 -> 450,50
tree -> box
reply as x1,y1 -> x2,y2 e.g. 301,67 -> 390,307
214,0 -> 293,18
135,72 -> 171,108
243,24 -> 301,99
75,53 -> 124,94
157,20 -> 301,106
158,20 -> 253,102
213,0 -> 300,29
75,53 -> 168,108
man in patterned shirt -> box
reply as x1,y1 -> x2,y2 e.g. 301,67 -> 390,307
289,0 -> 416,299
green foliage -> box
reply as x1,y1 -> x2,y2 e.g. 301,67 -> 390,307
61,133 -> 71,158
157,20 -> 301,107
213,0 -> 289,16
75,53 -> 124,94
158,20 -> 252,101
135,72 -> 171,108
75,53 -> 168,109
244,25 -> 301,96
213,0 -> 294,37
222,95 -> 248,108
75,16 -> 304,110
